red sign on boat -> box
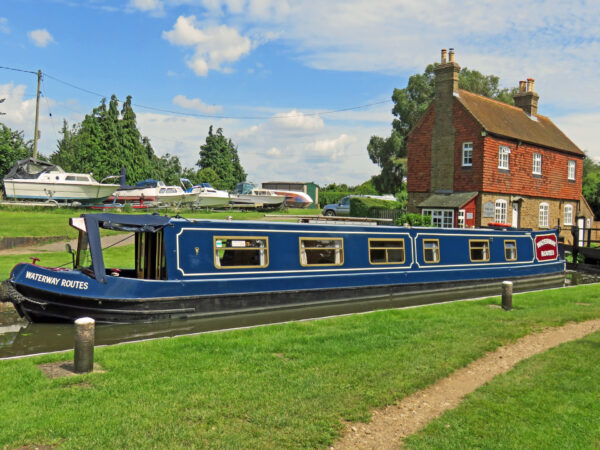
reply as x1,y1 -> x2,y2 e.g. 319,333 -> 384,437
535,234 -> 558,261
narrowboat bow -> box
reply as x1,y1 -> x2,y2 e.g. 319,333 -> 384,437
1,213 -> 564,323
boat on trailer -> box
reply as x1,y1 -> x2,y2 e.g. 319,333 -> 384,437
0,213 -> 564,324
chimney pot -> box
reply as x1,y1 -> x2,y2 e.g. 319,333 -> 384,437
449,48 -> 455,62
441,49 -> 447,63
519,80 -> 526,92
527,78 -> 535,92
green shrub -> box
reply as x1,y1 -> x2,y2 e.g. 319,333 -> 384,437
395,212 -> 432,226
349,197 -> 403,217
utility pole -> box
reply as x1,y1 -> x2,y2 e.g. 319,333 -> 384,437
33,69 -> 41,159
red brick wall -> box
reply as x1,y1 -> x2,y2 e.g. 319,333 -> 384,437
453,102 -> 485,191
481,135 -> 582,200
407,107 -> 434,192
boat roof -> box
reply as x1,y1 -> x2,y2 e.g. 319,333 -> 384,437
4,158 -> 64,180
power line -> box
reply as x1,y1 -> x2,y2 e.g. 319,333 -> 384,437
0,65 -> 38,75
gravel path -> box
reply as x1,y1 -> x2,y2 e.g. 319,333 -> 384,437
334,318 -> 600,449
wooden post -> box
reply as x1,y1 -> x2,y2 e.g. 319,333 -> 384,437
74,317 -> 95,373
502,281 -> 513,311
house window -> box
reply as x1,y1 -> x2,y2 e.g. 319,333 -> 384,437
214,237 -> 269,268
462,142 -> 473,167
568,160 -> 576,180
299,238 -> 343,266
495,200 -> 507,223
422,209 -> 454,228
564,204 -> 573,226
504,240 -> 517,261
423,239 -> 440,263
369,239 -> 405,265
498,145 -> 510,170
533,153 -> 542,175
469,240 -> 490,262
539,203 -> 549,228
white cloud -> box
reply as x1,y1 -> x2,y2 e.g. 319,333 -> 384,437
269,109 -> 323,131
0,17 -> 9,34
28,29 -> 55,48
309,134 -> 357,161
128,0 -> 165,15
266,147 -> 281,157
162,16 -> 252,76
554,113 -> 600,160
173,94 -> 223,114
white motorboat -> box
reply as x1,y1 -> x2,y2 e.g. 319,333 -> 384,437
230,182 -> 285,208
181,179 -> 230,208
2,158 -> 119,203
108,179 -> 196,205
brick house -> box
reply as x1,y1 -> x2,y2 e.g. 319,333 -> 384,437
406,49 -> 591,242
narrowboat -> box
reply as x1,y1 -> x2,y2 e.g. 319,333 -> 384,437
0,213 -> 564,324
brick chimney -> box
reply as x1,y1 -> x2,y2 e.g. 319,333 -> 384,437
431,48 -> 461,192
513,77 -> 539,116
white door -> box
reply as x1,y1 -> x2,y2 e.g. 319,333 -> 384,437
511,202 -> 519,228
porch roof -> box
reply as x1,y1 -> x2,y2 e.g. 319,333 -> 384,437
418,192 -> 478,209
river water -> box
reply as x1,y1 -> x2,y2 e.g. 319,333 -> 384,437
1,272 -> 596,359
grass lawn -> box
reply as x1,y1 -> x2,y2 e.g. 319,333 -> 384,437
0,285 -> 600,448
0,206 -> 316,238
0,245 -> 135,280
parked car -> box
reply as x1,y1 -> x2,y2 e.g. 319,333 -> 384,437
322,195 -> 351,216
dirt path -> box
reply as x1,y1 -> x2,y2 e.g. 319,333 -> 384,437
334,318 -> 600,449
0,234 -> 134,255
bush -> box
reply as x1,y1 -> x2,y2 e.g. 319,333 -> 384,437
395,212 -> 432,227
349,197 -> 403,217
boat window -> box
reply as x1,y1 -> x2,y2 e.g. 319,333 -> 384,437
300,238 -> 344,266
469,240 -> 490,262
369,238 -> 405,264
66,175 -> 90,182
423,239 -> 440,263
135,231 -> 167,280
214,237 -> 269,268
75,231 -> 92,269
504,240 -> 517,261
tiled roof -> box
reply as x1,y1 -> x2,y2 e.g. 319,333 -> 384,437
418,191 -> 478,209
456,90 -> 584,156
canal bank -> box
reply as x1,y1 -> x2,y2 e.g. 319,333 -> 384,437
1,284 -> 600,448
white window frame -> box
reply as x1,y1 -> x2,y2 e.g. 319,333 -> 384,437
495,200 -> 507,223
539,202 -> 549,228
462,142 -> 473,167
564,204 -> 573,226
457,209 -> 466,228
568,160 -> 576,180
422,209 -> 454,228
498,145 -> 510,170
532,153 -> 542,175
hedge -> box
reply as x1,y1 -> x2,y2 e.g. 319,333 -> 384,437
349,197 -> 403,217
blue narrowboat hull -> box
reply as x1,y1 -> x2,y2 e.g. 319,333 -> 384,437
1,214 -> 565,323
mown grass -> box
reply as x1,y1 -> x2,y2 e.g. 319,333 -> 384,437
405,329 -> 600,449
1,285 -> 600,448
0,207 -> 315,238
0,245 -> 135,279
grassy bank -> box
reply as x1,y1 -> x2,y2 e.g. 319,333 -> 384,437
0,245 -> 135,280
0,207 -> 315,238
1,285 -> 600,448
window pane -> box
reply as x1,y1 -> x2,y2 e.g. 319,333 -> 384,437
300,238 -> 343,266
424,240 -> 440,263
215,238 -> 268,268
470,241 -> 489,262
505,241 -> 517,261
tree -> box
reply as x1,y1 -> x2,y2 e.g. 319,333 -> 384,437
197,126 -> 246,191
0,123 -> 32,179
368,64 -> 518,194
582,154 -> 600,218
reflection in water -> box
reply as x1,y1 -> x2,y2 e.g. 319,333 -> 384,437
0,273 -> 587,359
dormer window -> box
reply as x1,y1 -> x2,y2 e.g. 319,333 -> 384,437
568,160 -> 576,181
462,142 -> 473,167
533,153 -> 542,175
498,146 -> 510,170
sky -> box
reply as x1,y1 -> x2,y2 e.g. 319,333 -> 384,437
1,0 -> 599,187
